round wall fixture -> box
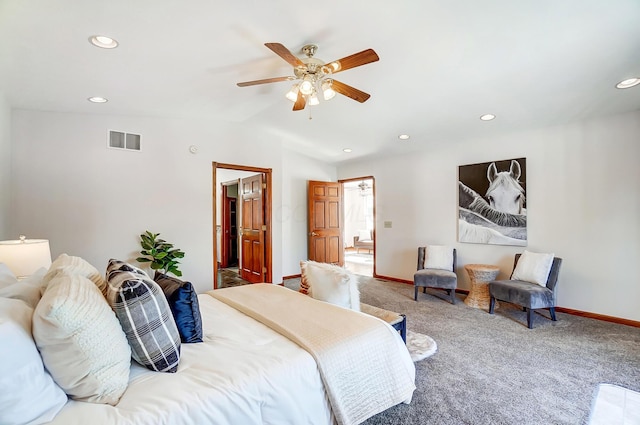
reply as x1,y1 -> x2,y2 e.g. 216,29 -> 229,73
189,145 -> 198,154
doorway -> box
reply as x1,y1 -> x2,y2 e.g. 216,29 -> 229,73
212,163 -> 272,289
307,177 -> 375,277
340,178 -> 375,277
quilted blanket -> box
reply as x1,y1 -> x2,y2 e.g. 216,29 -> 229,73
208,284 -> 415,425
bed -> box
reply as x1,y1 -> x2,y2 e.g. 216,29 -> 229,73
1,257 -> 415,425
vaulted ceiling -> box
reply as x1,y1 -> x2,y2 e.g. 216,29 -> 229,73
1,0 -> 639,163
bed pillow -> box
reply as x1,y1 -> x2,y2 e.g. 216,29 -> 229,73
299,260 -> 311,295
0,267 -> 48,308
106,259 -> 181,372
154,272 -> 203,343
511,250 -> 555,287
358,229 -> 371,241
300,260 -> 360,311
42,254 -> 107,295
0,297 -> 68,425
32,273 -> 131,405
0,263 -> 15,288
424,245 -> 454,271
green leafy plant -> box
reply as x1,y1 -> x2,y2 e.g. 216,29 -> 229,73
136,231 -> 185,277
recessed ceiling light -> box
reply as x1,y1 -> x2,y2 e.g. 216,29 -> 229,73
88,97 -> 108,103
398,134 -> 410,140
89,35 -> 119,49
343,148 -> 352,153
616,78 -> 640,89
480,114 -> 496,121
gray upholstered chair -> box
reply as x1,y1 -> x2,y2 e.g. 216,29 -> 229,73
414,247 -> 457,304
489,254 -> 563,329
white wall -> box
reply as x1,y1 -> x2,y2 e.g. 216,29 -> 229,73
338,111 -> 640,322
10,109 -> 334,293
0,93 -> 10,239
280,149 -> 336,276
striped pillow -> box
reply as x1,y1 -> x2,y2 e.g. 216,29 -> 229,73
106,259 -> 181,373
299,260 -> 311,295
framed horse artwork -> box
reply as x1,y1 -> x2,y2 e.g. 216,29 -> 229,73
458,157 -> 527,246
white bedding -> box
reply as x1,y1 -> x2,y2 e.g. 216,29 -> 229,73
49,293 -> 334,425
210,284 -> 416,425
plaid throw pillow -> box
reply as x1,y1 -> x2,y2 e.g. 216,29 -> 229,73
106,260 -> 181,373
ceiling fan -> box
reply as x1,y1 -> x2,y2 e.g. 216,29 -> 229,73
236,43 -> 379,111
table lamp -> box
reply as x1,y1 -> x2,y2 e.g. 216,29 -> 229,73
0,235 -> 52,279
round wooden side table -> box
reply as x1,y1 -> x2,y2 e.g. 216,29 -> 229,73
464,264 -> 500,310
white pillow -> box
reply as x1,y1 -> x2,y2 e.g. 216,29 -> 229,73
357,229 -> 371,241
0,297 -> 68,425
0,263 -> 15,288
33,273 -> 131,405
42,254 -> 107,295
424,245 -> 454,271
301,261 -> 360,311
511,250 -> 555,287
0,267 -> 48,308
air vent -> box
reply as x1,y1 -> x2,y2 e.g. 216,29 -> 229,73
108,130 -> 141,151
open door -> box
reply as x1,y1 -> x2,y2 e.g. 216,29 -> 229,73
240,173 -> 265,283
307,180 -> 344,265
212,162 -> 272,290
220,182 -> 238,269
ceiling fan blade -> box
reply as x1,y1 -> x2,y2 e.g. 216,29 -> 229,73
293,90 -> 306,111
237,76 -> 295,87
325,49 -> 379,74
331,80 -> 371,103
265,43 -> 306,68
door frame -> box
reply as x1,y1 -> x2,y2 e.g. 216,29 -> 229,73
338,176 -> 376,277
212,162 -> 272,289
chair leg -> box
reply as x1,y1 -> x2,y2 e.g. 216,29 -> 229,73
448,289 -> 456,304
489,296 -> 495,314
414,286 -> 418,301
549,307 -> 557,321
423,287 -> 426,293
527,308 -> 534,329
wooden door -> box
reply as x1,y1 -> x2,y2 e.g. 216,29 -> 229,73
308,180 -> 344,265
240,174 -> 265,283
221,191 -> 238,268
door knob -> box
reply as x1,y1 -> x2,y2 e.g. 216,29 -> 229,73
310,231 -> 318,236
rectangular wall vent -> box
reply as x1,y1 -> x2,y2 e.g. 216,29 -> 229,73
108,130 -> 141,151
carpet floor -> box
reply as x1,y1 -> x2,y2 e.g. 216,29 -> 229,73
283,276 -> 640,425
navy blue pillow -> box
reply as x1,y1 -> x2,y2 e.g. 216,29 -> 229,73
153,273 -> 203,343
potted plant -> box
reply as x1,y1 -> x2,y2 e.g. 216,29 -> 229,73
136,231 -> 185,277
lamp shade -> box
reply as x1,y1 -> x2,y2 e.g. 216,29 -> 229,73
0,237 -> 51,279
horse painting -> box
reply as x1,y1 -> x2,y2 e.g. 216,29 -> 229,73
486,160 -> 526,215
458,157 -> 527,246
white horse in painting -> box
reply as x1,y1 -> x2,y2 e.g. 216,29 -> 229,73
486,160 -> 526,215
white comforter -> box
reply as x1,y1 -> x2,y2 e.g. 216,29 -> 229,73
49,293 -> 334,425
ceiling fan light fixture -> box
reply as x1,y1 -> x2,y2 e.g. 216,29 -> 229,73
308,91 -> 320,106
285,84 -> 299,102
322,80 -> 336,100
299,77 -> 314,95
